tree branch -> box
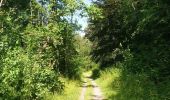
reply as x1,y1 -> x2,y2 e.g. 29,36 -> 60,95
132,2 -> 135,10
0,0 -> 4,7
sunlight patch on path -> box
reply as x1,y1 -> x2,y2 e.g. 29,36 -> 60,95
79,81 -> 87,100
90,79 -> 104,100
80,71 -> 105,100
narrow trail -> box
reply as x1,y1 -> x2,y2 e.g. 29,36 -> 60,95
79,74 -> 105,100
79,80 -> 87,100
90,79 -> 104,100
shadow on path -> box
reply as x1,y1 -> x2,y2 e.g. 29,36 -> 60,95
79,74 -> 107,100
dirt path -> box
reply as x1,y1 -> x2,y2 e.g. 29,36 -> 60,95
79,81 -> 87,100
79,76 -> 104,100
90,78 -> 104,100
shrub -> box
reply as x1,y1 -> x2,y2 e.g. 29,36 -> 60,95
0,48 -> 64,100
92,68 -> 100,79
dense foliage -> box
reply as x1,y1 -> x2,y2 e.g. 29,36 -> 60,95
0,0 -> 85,99
86,0 -> 124,67
1,0 -> 170,99
86,0 -> 170,99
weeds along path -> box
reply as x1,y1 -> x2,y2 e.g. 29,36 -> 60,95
80,72 -> 104,100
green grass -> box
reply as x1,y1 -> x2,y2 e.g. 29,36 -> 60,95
82,71 -> 92,78
45,78 -> 81,100
96,67 -> 162,100
96,68 -> 121,99
84,78 -> 93,100
45,71 -> 94,100
82,71 -> 93,100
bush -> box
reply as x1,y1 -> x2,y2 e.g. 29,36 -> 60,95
92,68 -> 100,79
0,48 -> 64,100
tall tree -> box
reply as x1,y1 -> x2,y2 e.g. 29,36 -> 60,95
86,0 -> 124,68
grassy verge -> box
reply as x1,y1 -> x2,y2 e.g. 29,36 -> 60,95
95,67 -> 164,100
96,68 -> 121,99
45,78 -> 81,100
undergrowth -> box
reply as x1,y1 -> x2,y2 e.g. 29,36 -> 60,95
45,78 -> 81,100
96,67 -> 170,100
